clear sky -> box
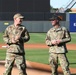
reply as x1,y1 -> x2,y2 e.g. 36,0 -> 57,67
50,0 -> 76,8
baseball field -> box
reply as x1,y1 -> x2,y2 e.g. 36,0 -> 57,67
0,32 -> 76,75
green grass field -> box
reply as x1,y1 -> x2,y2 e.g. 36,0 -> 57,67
0,49 -> 76,68
0,32 -> 76,68
0,32 -> 76,44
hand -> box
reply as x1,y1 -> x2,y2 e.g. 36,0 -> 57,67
15,35 -> 20,41
56,39 -> 61,44
51,40 -> 57,45
11,38 -> 16,43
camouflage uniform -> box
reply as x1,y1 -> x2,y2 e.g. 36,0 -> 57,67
3,24 -> 30,75
46,26 -> 71,75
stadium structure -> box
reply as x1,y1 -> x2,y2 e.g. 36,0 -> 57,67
0,0 -> 76,32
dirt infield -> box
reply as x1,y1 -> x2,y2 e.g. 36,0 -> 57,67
0,43 -> 76,75
0,61 -> 51,75
24,43 -> 76,50
0,43 -> 76,50
0,60 -> 76,75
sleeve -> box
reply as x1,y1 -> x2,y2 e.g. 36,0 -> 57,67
60,28 -> 71,43
19,28 -> 30,42
45,31 -> 52,46
3,27 -> 12,44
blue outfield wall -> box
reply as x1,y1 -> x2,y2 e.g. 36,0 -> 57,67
0,13 -> 76,32
69,13 -> 76,32
0,21 -> 69,33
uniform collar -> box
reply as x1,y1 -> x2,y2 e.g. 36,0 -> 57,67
52,26 -> 62,32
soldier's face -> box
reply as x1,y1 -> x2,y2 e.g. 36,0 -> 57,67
15,17 -> 23,25
51,19 -> 58,26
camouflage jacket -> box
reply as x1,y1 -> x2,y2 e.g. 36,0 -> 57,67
45,26 -> 71,53
3,24 -> 30,54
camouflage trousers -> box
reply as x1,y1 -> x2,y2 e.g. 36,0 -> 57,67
49,53 -> 71,75
3,52 -> 27,75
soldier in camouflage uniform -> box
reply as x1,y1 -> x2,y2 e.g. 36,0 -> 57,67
45,14 -> 71,75
3,13 -> 30,75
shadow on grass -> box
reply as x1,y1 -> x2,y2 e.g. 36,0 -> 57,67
71,74 -> 76,75
70,63 -> 76,64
